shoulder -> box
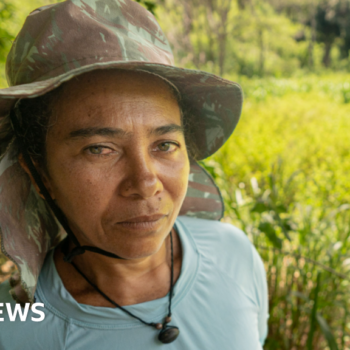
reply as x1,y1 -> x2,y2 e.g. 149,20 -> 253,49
176,216 -> 254,264
0,279 -> 21,347
0,279 -> 66,350
176,216 -> 266,296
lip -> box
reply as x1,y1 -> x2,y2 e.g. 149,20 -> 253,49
115,214 -> 167,230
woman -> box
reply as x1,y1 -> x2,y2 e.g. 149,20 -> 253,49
0,0 -> 268,349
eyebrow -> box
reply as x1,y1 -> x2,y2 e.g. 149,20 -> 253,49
66,124 -> 184,140
149,124 -> 184,136
67,127 -> 128,139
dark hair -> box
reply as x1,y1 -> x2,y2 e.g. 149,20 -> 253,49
0,77 -> 199,172
14,86 -> 64,171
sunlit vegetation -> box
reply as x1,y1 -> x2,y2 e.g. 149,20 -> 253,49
202,75 -> 350,349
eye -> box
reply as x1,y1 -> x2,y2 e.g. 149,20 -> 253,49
156,142 -> 178,152
86,145 -> 114,155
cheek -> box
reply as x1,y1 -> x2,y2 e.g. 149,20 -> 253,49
46,157 -> 117,221
158,157 -> 190,205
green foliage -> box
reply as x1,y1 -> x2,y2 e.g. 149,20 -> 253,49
135,0 -> 160,15
157,0 -> 308,77
0,1 -> 15,63
157,0 -> 350,77
307,272 -> 321,350
317,313 -> 340,350
201,73 -> 350,348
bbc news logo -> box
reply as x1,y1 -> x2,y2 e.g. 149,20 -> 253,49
0,303 -> 45,322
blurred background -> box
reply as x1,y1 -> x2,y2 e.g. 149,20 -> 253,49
1,0 -> 350,348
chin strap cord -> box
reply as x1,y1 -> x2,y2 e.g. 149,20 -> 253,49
10,101 -> 125,262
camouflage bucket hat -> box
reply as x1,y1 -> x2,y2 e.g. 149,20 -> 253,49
0,0 -> 243,304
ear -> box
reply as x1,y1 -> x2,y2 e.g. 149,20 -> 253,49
18,153 -> 56,200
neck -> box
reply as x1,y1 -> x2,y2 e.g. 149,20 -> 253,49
68,234 -> 170,282
54,228 -> 182,307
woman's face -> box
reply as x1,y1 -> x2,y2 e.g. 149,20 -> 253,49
42,70 -> 190,259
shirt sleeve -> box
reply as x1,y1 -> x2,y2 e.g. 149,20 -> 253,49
251,243 -> 269,346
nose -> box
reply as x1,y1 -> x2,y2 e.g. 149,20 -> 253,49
119,151 -> 163,199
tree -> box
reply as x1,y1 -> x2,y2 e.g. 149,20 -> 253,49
158,0 -> 234,76
316,0 -> 350,65
267,0 -> 350,68
0,1 -> 15,63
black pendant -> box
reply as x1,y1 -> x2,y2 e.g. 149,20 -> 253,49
158,326 -> 180,344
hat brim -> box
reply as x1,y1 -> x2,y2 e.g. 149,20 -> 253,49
0,61 -> 243,160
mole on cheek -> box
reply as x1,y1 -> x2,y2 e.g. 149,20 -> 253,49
158,197 -> 162,201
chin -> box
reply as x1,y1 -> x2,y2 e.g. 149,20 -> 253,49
98,216 -> 174,259
117,245 -> 163,260
100,232 -> 167,259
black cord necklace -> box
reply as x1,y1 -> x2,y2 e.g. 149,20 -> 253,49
64,231 -> 180,344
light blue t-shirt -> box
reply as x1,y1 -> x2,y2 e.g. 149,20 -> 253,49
0,217 -> 268,349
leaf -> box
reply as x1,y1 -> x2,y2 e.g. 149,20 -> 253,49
258,222 -> 282,249
281,219 -> 293,231
307,272 -> 321,350
316,313 -> 339,350
251,200 -> 269,213
272,212 -> 292,241
275,204 -> 287,213
279,217 -> 292,241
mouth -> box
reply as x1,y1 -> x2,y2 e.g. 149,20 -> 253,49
115,214 -> 167,230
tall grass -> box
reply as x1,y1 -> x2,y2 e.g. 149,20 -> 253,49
203,158 -> 350,349
201,73 -> 350,349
